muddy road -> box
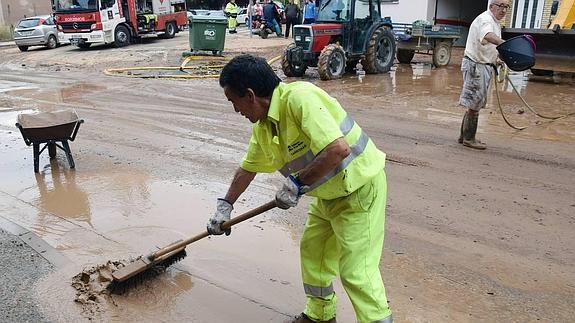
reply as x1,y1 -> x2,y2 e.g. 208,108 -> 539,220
1,29 -> 574,322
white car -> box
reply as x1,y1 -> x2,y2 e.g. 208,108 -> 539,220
236,8 -> 249,25
13,15 -> 60,52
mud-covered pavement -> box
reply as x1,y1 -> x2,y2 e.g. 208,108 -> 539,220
1,27 -> 574,322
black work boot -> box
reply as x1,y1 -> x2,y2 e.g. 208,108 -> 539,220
462,111 -> 486,150
458,111 -> 468,144
286,313 -> 336,323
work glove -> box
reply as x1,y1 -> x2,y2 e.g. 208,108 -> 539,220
207,198 -> 233,236
275,175 -> 308,210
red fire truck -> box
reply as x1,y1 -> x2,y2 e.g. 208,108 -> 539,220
53,0 -> 187,48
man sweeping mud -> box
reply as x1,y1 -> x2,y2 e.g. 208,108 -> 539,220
458,0 -> 509,149
208,54 -> 392,323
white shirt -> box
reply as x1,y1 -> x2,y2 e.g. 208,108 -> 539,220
464,10 -> 502,64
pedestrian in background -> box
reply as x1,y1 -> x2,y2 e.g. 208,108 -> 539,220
263,0 -> 283,36
284,0 -> 300,38
224,0 -> 240,34
458,0 -> 509,149
303,0 -> 316,24
210,54 -> 393,323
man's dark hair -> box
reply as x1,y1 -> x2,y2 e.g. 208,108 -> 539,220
219,54 -> 281,98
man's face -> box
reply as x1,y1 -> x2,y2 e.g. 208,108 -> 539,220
490,0 -> 510,21
224,86 -> 264,123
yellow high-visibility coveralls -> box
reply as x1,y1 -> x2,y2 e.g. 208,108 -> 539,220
224,1 -> 239,31
241,82 -> 392,322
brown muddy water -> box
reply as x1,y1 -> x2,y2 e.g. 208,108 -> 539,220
322,63 -> 575,143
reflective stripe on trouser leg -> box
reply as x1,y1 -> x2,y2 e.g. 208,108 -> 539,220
301,204 -> 339,321
303,170 -> 391,322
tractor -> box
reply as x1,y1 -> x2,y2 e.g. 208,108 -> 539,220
281,0 -> 396,80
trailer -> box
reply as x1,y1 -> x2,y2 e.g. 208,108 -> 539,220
393,22 -> 460,67
54,0 -> 187,48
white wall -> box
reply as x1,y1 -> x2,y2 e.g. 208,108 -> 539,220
434,0 -> 488,46
381,0 -> 430,23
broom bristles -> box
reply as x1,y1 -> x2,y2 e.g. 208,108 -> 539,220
108,249 -> 187,294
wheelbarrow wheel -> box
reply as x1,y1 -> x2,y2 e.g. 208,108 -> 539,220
48,143 -> 57,159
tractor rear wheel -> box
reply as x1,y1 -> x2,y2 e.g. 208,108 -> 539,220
363,26 -> 396,74
318,43 -> 346,80
433,41 -> 452,67
397,49 -> 415,64
282,44 -> 307,77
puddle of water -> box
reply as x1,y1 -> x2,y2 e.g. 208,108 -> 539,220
319,61 -> 575,142
0,80 -> 39,93
0,108 -> 37,127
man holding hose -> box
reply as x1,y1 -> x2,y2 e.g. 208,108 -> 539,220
207,54 -> 393,323
458,0 -> 509,149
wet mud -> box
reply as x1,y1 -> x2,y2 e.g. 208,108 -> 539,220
1,32 -> 574,322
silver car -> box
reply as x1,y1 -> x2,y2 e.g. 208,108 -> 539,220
13,15 -> 59,52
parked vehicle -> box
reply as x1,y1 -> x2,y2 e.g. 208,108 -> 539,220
236,8 -> 249,25
54,0 -> 188,48
393,21 -> 460,67
282,0 -> 395,80
13,15 -> 60,52
502,0 -> 575,74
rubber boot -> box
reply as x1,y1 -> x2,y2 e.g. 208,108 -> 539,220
285,313 -> 336,323
458,111 -> 467,144
462,111 -> 486,150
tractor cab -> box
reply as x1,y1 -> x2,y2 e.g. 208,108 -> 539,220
282,0 -> 395,80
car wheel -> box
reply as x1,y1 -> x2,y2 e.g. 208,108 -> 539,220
245,18 -> 249,25
114,25 -> 131,47
161,22 -> 176,39
46,35 -> 58,49
18,45 -> 29,52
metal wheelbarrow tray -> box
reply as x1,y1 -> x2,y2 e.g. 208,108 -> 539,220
15,109 -> 84,173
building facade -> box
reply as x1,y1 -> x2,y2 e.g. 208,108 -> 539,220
0,0 -> 52,27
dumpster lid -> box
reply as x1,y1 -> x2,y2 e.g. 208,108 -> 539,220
18,109 -> 80,128
189,15 -> 228,23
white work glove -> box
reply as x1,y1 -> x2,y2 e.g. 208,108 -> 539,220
275,175 -> 308,210
207,198 -> 233,236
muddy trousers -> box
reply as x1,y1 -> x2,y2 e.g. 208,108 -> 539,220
301,170 -> 391,322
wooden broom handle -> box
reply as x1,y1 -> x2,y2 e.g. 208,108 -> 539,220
149,200 -> 277,260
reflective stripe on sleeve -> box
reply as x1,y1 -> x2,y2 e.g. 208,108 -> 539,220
307,130 -> 369,191
279,115 -> 356,177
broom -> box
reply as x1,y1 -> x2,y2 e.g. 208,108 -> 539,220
108,200 -> 277,293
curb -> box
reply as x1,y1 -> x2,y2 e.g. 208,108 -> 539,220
0,41 -> 15,47
0,215 -> 70,268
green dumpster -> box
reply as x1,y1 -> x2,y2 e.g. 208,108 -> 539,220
188,15 -> 227,55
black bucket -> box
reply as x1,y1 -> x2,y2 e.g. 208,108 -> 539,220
497,35 -> 536,71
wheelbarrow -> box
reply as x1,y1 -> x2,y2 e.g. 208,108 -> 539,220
15,109 -> 84,173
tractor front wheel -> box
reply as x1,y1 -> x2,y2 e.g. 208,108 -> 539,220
318,43 -> 346,81
282,44 -> 307,77
363,26 -> 396,74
